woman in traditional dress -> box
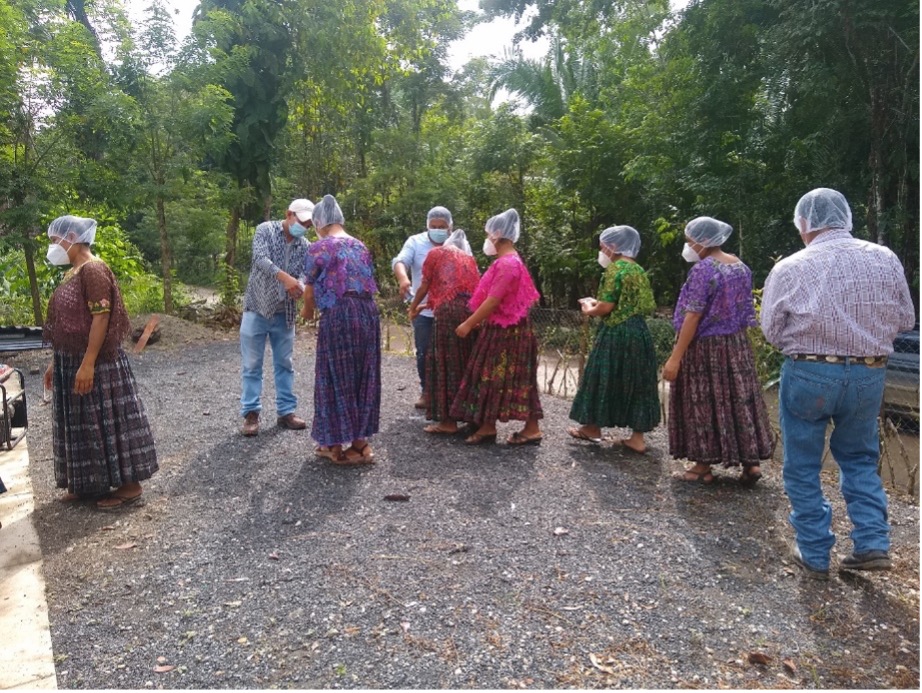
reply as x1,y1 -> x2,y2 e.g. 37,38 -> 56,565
450,209 -> 544,445
663,216 -> 774,485
567,226 -> 660,453
409,229 -> 481,434
301,195 -> 381,465
42,215 -> 158,509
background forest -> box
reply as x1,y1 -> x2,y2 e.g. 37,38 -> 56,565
0,0 -> 918,327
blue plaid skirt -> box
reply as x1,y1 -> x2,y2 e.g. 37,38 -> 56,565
52,348 -> 158,496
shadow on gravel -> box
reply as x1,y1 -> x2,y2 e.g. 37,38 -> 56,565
382,417 -> 537,517
564,441 -> 663,511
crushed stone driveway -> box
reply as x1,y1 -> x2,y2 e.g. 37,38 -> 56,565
19,334 -> 920,689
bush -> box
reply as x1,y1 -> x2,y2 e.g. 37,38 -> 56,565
646,316 -> 675,369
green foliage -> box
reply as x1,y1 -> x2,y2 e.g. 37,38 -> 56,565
218,260 -> 241,308
645,316 -> 675,370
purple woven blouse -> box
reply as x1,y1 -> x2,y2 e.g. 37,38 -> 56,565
303,236 -> 378,311
673,258 -> 757,337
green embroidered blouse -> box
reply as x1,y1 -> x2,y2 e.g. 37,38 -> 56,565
597,259 -> 656,327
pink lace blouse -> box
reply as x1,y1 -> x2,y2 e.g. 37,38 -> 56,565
469,253 -> 540,327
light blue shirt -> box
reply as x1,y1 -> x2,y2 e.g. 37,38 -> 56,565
391,231 -> 437,318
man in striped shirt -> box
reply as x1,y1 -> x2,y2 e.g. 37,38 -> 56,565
239,199 -> 314,436
761,188 -> 915,579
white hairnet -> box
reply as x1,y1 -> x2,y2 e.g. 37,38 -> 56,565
444,229 -> 472,255
793,188 -> 853,234
312,194 -> 345,230
47,215 -> 97,245
485,208 -> 520,243
427,206 -> 453,229
599,225 -> 641,259
685,216 -> 732,248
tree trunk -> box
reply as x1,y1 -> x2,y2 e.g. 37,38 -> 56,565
24,235 -> 43,325
156,194 -> 173,314
225,204 -> 240,270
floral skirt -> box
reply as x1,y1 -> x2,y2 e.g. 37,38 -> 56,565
52,348 -> 158,496
313,294 -> 381,446
449,318 -> 544,425
569,316 -> 661,432
668,330 -> 775,467
425,295 -> 474,422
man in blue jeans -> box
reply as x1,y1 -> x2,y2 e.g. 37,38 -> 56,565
761,188 -> 915,579
239,198 -> 314,436
392,207 -> 452,410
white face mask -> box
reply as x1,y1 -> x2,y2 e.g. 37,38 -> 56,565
483,237 -> 498,256
597,250 -> 612,268
46,242 -> 71,266
682,243 -> 701,263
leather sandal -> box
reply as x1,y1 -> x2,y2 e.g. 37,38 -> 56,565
673,469 -> 714,485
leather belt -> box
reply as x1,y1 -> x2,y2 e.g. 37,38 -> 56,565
791,354 -> 888,367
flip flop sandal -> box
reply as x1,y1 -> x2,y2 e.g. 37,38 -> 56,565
614,439 -> 646,455
424,424 -> 458,435
740,469 -> 763,487
507,431 -> 543,446
463,432 -> 497,445
567,427 -> 601,443
331,450 -> 369,466
672,469 -> 714,485
96,493 -> 142,511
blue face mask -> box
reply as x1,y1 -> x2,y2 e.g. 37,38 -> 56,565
428,228 -> 449,244
289,221 -> 307,238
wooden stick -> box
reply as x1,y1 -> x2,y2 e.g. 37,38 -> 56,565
133,315 -> 160,354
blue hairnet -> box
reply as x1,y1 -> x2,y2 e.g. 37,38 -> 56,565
599,225 -> 641,258
427,206 -> 453,229
485,208 -> 520,243
685,216 -> 732,248
47,215 -> 97,245
312,194 -> 345,230
793,188 -> 853,234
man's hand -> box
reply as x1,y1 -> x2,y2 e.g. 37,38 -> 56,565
282,275 -> 303,299
398,279 -> 412,300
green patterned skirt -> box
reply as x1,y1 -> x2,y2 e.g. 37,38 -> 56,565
569,315 -> 661,432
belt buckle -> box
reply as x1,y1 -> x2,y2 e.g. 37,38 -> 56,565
824,355 -> 839,363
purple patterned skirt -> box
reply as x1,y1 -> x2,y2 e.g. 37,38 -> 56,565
449,318 -> 544,425
312,293 -> 381,446
668,330 -> 775,467
52,348 -> 158,496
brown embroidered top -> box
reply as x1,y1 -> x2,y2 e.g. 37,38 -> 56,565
43,259 -> 131,357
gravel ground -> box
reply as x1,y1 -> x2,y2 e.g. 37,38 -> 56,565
11,319 -> 920,689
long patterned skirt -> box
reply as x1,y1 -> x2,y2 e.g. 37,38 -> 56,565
449,318 -> 544,425
313,294 -> 381,446
425,295 -> 475,422
52,348 -> 158,496
668,330 -> 774,467
569,315 -> 661,432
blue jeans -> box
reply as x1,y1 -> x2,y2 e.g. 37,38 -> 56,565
240,311 -> 297,418
779,357 -> 889,570
413,314 -> 434,390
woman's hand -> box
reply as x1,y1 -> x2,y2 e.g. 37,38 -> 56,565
408,304 -> 421,320
74,362 -> 95,395
579,298 -> 598,314
300,305 -> 314,322
455,321 -> 473,339
662,357 -> 681,382
43,363 -> 53,391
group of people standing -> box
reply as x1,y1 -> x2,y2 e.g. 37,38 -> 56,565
33,188 -> 915,580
